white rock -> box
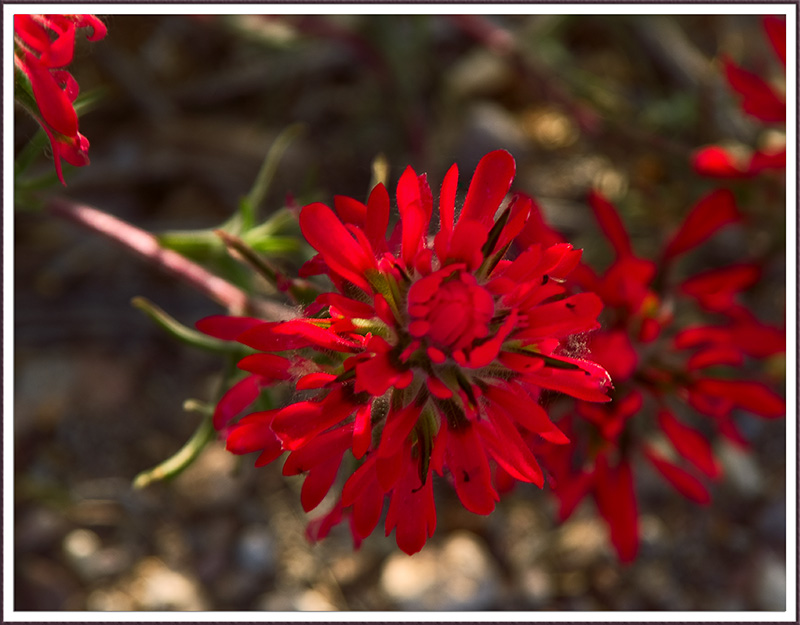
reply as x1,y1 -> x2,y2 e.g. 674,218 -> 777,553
128,557 -> 209,610
380,531 -> 500,610
755,551 -> 786,611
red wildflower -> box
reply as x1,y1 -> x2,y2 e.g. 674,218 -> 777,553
692,15 -> 786,179
13,14 -> 106,185
535,187 -> 784,561
199,150 -> 612,554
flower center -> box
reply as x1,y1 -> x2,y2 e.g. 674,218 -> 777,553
406,267 -> 495,352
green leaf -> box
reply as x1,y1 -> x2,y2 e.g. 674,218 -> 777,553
240,123 -> 306,230
133,407 -> 216,488
131,296 -> 242,353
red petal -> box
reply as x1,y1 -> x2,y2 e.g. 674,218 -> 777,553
377,402 -> 423,460
282,424 -> 354,476
306,501 -> 344,543
352,404 -> 373,459
333,194 -> 367,226
446,219 -> 489,270
295,372 -> 337,390
74,15 -> 107,41
376,445 -> 405,492
225,410 -> 281,458
658,410 -> 721,479
445,425 -> 498,515
366,183 -> 391,252
691,146 -> 748,178
196,315 -> 264,340
213,375 -> 262,429
685,346 -> 743,370
553,470 -> 594,522
594,455 -> 639,562
479,406 -> 544,485
400,201 -> 428,267
587,190 -> 632,256
355,351 -> 404,396
493,194 -> 532,252
301,454 -> 346,512
238,319 -> 360,353
21,52 -> 78,136
316,292 -> 375,319
644,447 -> 711,504
434,163 -> 459,262
514,193 -> 567,250
662,189 -> 740,260
14,16 -> 52,54
460,150 -> 516,227
723,56 -> 785,123
342,455 -> 378,506
517,292 -> 603,340
674,325 -> 730,350
425,376 -> 453,399
588,329 -> 638,383
728,316 -> 785,358
680,264 -> 759,312
692,379 -> 785,418
299,202 -> 376,291
385,446 -> 437,555
485,383 -> 568,444
270,389 -> 358,450
763,16 -> 786,66
523,356 -> 613,403
748,147 -> 786,174
237,353 -> 292,380
352,476 -> 385,540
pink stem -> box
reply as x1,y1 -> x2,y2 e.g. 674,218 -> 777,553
46,197 -> 296,320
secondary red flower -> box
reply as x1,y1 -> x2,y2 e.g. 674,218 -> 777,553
199,150 -> 612,554
534,187 -> 785,561
13,14 -> 106,185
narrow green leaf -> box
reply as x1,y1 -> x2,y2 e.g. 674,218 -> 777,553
132,296 -> 241,353
240,123 -> 306,230
133,410 -> 216,488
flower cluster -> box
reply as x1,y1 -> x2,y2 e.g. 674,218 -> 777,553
692,15 -> 786,178
527,187 -> 785,561
13,14 -> 106,185
198,150 -> 613,554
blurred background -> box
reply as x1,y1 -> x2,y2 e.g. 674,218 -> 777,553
13,13 -> 787,611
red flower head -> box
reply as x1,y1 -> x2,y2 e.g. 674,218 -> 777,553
13,14 -> 106,185
533,186 -> 785,561
199,150 -> 612,554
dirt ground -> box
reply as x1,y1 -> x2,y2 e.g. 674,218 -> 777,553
12,13 -> 788,612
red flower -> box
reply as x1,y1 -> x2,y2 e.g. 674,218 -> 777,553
199,150 -> 612,554
535,186 -> 784,561
13,14 -> 106,185
692,15 -> 786,179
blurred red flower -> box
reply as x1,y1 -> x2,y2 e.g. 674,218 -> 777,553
13,14 -> 106,184
531,187 -> 785,561
199,150 -> 613,554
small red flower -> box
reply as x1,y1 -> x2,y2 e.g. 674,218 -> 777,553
200,150 -> 612,554
14,14 -> 106,184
